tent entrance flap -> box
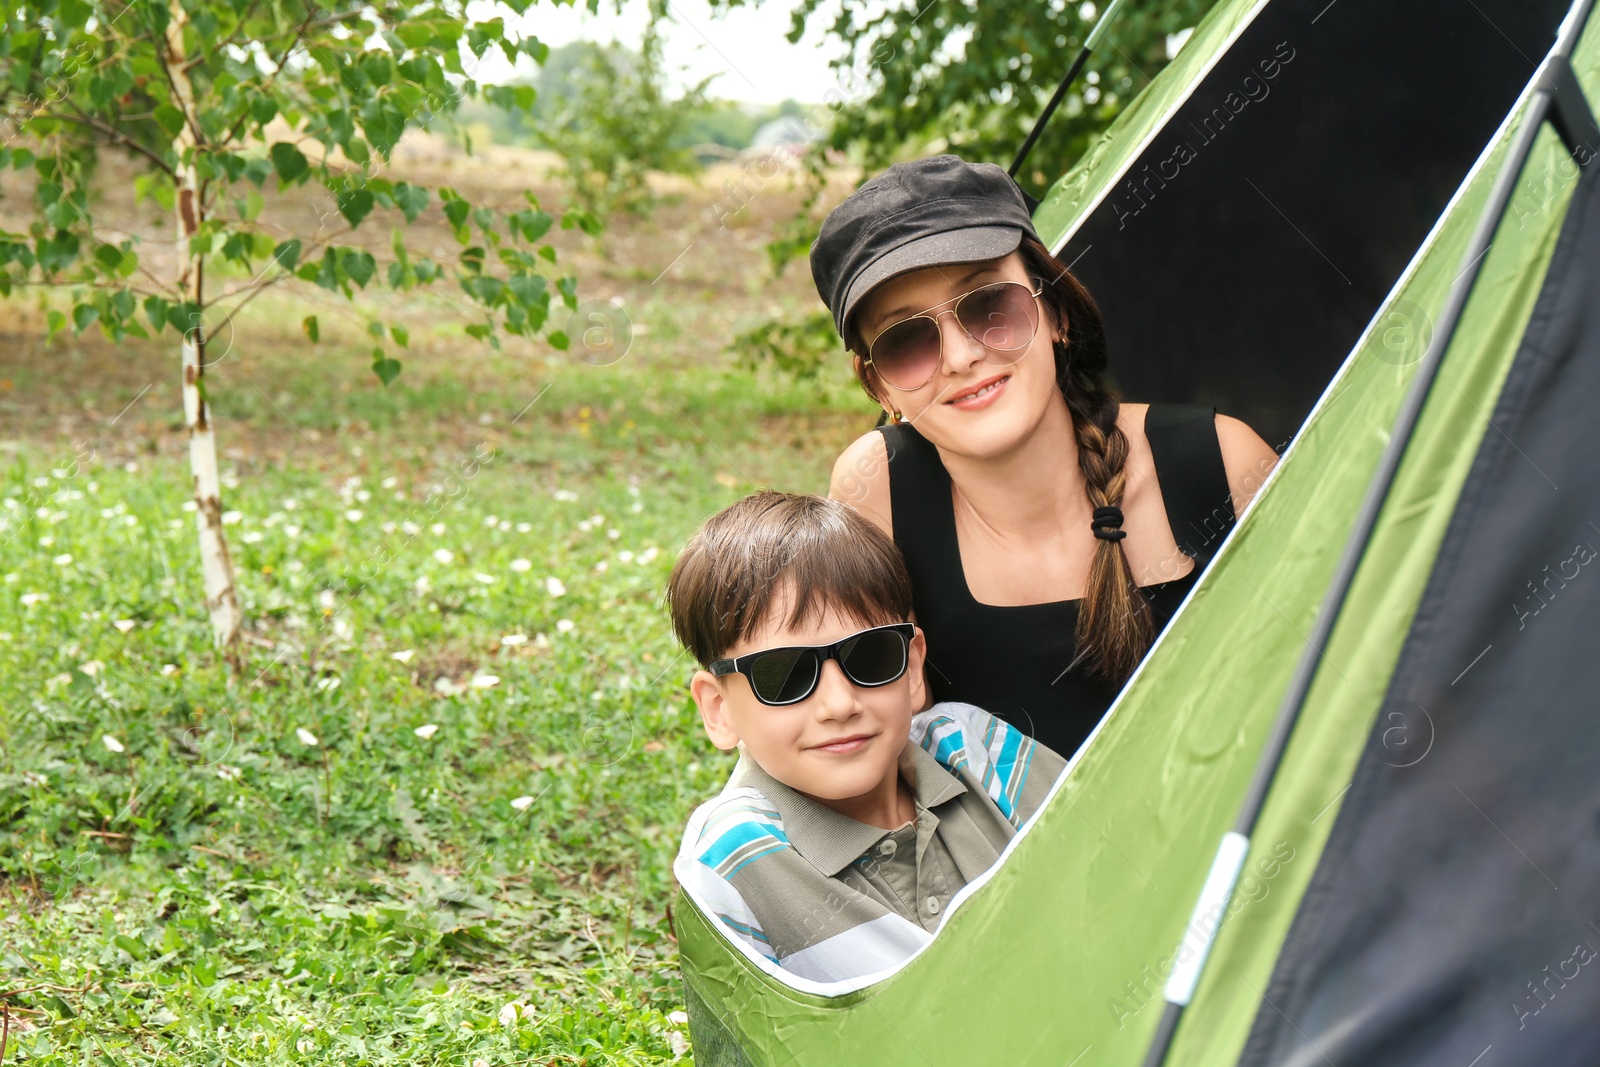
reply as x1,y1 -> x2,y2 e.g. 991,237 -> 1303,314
1035,0 -> 1573,449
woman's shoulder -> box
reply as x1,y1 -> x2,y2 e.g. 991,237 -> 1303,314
1123,401 -> 1278,519
829,428 -> 895,537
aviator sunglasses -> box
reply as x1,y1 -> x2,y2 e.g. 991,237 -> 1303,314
708,623 -> 916,707
865,279 -> 1045,392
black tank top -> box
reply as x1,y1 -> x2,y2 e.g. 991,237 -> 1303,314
880,403 -> 1237,759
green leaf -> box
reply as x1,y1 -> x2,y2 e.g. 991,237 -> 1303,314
518,210 -> 553,243
250,96 -> 278,127
556,276 -> 579,310
463,323 -> 491,342
547,330 -> 570,351
367,320 -> 385,339
72,304 -> 98,333
342,250 -> 376,288
153,105 -> 186,138
237,189 -> 264,221
272,239 -> 301,272
113,934 -> 146,960
393,183 -> 429,223
144,296 -> 171,331
443,199 -> 470,232
371,350 -> 402,385
302,315 -> 319,343
391,324 -> 409,347
45,309 -> 66,340
338,187 -> 375,227
269,142 -> 309,185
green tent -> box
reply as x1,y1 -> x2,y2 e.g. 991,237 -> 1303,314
676,0 -> 1600,1062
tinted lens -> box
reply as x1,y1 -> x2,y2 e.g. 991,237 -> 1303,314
747,647 -> 819,704
870,316 -> 942,390
837,628 -> 909,688
956,282 -> 1038,353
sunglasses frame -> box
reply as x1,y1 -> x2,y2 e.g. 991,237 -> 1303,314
707,623 -> 917,708
864,279 -> 1045,393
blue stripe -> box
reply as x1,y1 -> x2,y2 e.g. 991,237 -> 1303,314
990,725 -> 1024,819
698,820 -> 790,869
725,841 -> 789,878
715,915 -> 772,945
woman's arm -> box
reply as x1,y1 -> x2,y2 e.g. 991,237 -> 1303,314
1215,414 -> 1282,518
828,430 -> 894,537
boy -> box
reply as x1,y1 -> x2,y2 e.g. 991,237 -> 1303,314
667,491 -> 1066,985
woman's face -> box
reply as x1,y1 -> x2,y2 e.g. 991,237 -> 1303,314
852,252 -> 1063,461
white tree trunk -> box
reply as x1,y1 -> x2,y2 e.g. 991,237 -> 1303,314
166,0 -> 242,663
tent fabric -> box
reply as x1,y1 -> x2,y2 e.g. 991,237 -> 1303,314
1230,115 -> 1600,1067
1032,0 -> 1572,450
672,2 -> 1598,1064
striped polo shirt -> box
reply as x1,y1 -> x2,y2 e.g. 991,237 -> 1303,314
675,702 -> 1066,985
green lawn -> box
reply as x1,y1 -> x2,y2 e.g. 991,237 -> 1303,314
0,272 -> 869,1064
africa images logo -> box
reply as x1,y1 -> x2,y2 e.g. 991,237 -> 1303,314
1110,41 -> 1298,231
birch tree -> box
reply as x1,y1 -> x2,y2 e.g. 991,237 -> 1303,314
0,0 -> 590,672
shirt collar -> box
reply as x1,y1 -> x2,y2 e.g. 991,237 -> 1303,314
730,742 -> 969,876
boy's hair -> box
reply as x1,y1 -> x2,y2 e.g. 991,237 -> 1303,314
666,491 -> 913,667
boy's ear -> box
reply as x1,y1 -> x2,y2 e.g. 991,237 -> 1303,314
906,626 -> 928,711
689,669 -> 742,751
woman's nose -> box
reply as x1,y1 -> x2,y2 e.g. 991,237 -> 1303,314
934,310 -> 985,375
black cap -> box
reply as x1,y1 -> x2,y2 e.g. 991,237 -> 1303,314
809,154 -> 1041,341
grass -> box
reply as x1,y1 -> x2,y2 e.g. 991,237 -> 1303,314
0,148 -> 872,1065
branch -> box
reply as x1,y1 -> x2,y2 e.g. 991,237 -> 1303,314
43,110 -> 175,176
185,0 -> 265,68
209,223 -> 356,335
219,5 -> 317,148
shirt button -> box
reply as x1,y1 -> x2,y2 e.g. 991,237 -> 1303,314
878,839 -> 897,857
926,896 -> 941,915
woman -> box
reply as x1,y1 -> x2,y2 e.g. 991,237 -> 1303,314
813,154 -> 1280,759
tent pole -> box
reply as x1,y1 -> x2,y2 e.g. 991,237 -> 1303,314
1137,4 -> 1598,1064
1008,0 -> 1128,181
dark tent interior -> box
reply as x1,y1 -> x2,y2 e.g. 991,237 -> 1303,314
1054,0 -> 1575,450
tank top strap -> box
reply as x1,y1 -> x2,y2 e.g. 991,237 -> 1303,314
1142,402 -> 1236,567
877,422 -> 958,579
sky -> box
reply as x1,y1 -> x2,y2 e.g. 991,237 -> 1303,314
464,0 -> 854,106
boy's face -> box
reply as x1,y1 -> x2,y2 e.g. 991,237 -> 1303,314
688,591 -> 927,809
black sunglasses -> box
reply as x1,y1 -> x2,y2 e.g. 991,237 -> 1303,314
708,623 -> 916,707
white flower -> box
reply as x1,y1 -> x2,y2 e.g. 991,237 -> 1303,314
434,677 -> 466,696
516,522 -> 532,533
317,590 -> 338,611
112,619 -> 136,634
296,727 -> 320,746
381,522 -> 396,534
432,548 -> 455,565
23,771 -> 47,787
52,553 -> 72,566
472,572 -> 496,584
474,1060 -> 491,1067
381,476 -> 399,489
413,575 -> 431,594
594,561 -> 608,573
296,1038 -> 313,1053
102,734 -> 125,754
221,511 -> 243,525
280,523 -> 301,538
282,498 -> 299,510
414,723 -> 440,739
242,531 -> 263,543
510,558 -> 532,573
668,1010 -> 689,1026
123,514 -> 139,526
430,522 -> 447,536
608,528 -> 621,540
391,649 -> 416,663
617,550 -> 634,564
553,489 -> 578,502
401,520 -> 420,535
46,672 -> 72,691
631,501 -> 644,513
484,515 -> 499,527
471,673 -> 500,689
355,489 -> 371,502
343,509 -> 364,522
20,592 -> 47,607
638,547 -> 659,565
555,619 -> 575,634
510,795 -> 535,811
577,519 -> 593,533
159,663 -> 179,676
500,633 -> 527,646
315,677 -> 340,692
498,1001 -> 525,1028
182,500 -> 198,512
217,764 -> 241,782
78,660 -> 104,677
544,576 -> 566,597
669,1031 -> 690,1058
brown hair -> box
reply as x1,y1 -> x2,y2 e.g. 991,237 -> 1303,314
844,234 -> 1154,684
666,491 -> 914,667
